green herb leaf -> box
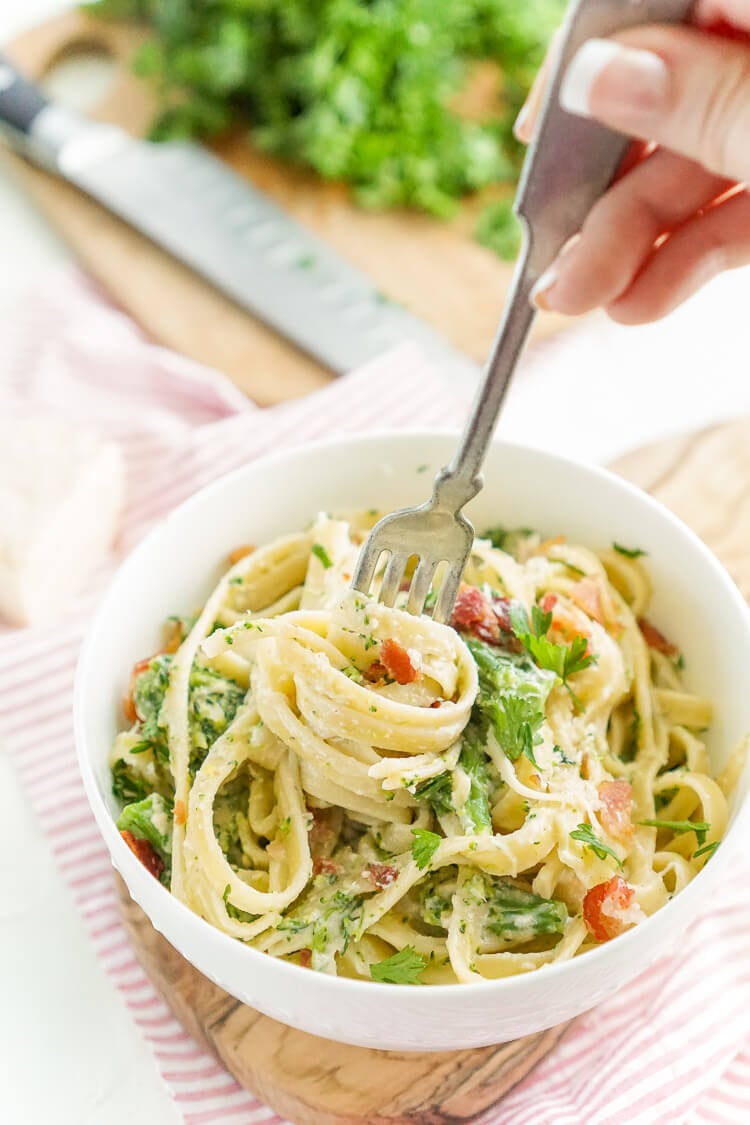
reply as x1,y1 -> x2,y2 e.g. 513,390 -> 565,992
490,694 -> 544,768
370,945 -> 426,985
613,543 -> 648,559
693,840 -> 719,860
411,771 -> 453,817
510,601 -> 597,703
639,818 -> 711,847
88,0 -> 564,248
117,793 -> 173,885
484,876 -> 567,940
570,823 -> 623,868
411,827 -> 442,870
222,883 -> 260,924
311,543 -> 333,569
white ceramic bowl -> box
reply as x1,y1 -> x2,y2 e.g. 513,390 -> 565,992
75,433 -> 750,1051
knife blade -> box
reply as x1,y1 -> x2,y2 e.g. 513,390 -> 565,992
0,54 -> 479,383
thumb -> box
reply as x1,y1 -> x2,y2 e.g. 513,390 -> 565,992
560,25 -> 750,183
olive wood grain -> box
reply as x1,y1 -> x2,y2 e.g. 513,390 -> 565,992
2,10 -> 570,405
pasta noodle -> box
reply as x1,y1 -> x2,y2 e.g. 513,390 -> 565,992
110,515 -> 742,985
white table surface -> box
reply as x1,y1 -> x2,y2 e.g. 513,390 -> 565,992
2,3 -> 749,1123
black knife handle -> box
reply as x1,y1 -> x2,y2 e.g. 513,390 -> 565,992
0,54 -> 50,140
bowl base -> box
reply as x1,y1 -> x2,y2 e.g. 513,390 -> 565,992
115,875 -> 570,1122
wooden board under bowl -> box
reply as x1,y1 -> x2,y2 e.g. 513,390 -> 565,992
113,415 -> 750,1123
2,10 -> 570,405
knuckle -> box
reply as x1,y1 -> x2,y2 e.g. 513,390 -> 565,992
693,55 -> 750,176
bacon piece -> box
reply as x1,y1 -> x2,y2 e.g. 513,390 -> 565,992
308,807 -> 337,853
174,800 -> 186,827
380,639 -> 419,685
597,780 -> 633,843
120,829 -> 164,881
228,544 -> 255,565
450,585 -> 519,649
450,585 -> 498,643
364,661 -> 388,684
366,862 -> 399,889
122,693 -> 137,724
430,700 -> 442,709
583,876 -> 640,942
569,577 -> 605,625
638,618 -> 679,659
123,655 -> 156,724
298,948 -> 312,968
312,856 -> 340,877
539,593 -> 558,615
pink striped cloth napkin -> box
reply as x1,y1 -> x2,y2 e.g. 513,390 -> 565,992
1,268 -> 748,1125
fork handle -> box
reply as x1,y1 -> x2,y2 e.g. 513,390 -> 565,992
433,249 -> 536,510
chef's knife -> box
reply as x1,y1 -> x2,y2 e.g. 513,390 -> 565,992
0,54 -> 479,382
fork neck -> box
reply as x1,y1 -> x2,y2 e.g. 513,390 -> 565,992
434,240 -> 537,511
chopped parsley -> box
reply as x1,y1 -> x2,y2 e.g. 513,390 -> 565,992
411,828 -> 442,870
117,793 -> 173,886
484,877 -> 567,940
552,744 -> 576,766
370,945 -> 426,985
311,543 -> 333,569
490,693 -> 544,769
89,0 -> 564,244
112,759 -> 151,804
639,818 -> 711,847
613,543 -> 648,559
411,771 -> 453,817
222,883 -> 260,924
570,823 -> 623,868
510,601 -> 596,707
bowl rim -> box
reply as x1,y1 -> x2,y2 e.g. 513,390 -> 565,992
74,429 -> 750,1000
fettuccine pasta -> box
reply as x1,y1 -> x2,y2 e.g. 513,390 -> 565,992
110,514 -> 741,985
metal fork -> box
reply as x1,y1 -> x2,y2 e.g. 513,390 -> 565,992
352,0 -> 693,623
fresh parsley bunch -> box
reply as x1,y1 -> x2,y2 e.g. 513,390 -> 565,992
87,0 -> 565,257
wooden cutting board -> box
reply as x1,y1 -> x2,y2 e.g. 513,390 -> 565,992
2,11 -> 570,405
113,416 -> 750,1124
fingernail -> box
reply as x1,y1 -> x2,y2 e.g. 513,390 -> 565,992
530,266 -> 558,311
530,235 -> 581,312
514,101 -> 531,142
560,39 -> 670,124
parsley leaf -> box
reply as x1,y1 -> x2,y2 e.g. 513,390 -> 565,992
370,945 -> 426,985
411,827 -> 442,870
490,694 -> 544,768
222,883 -> 260,924
553,744 -> 576,766
510,601 -> 597,707
613,543 -> 648,559
570,823 -> 623,868
89,0 -> 564,245
411,771 -> 453,817
639,818 -> 711,847
311,543 -> 333,569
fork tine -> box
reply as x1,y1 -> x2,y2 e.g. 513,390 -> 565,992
406,558 -> 438,616
351,540 -> 382,595
432,559 -> 465,624
379,552 -> 408,607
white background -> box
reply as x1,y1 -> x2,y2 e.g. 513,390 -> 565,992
1,2 -> 749,1123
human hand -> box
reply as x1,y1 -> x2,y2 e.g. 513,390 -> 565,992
516,1 -> 750,324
